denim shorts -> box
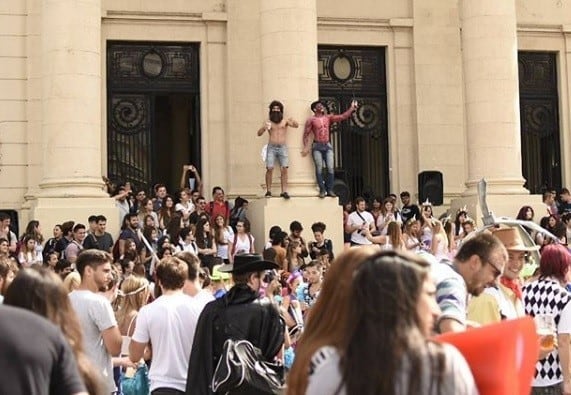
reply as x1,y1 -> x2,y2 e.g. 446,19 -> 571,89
266,143 -> 289,168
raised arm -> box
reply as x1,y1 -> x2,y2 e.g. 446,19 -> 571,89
179,165 -> 189,190
191,165 -> 203,196
329,100 -> 358,123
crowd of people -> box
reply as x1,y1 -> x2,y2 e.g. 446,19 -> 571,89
2,172 -> 571,394
3,97 -> 571,395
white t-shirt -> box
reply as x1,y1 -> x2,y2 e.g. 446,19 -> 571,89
216,227 -> 234,260
69,290 -> 117,393
306,344 -> 478,395
347,210 -> 374,245
192,289 -> 215,310
131,292 -> 202,392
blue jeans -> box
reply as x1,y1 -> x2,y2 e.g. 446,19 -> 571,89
312,142 -> 334,193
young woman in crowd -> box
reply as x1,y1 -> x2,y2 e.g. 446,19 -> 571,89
17,234 -> 43,267
43,224 -> 63,260
539,214 -> 567,246
403,218 -> 421,252
22,220 -> 44,256
516,205 -> 535,222
419,202 -> 434,250
523,244 -> 571,394
115,275 -> 150,376
288,248 -> 376,393
213,214 -> 234,264
296,260 -> 324,316
286,239 -> 305,273
175,188 -> 195,228
4,268 -> 106,395
288,250 -> 477,394
123,238 -> 142,266
431,219 -> 450,260
158,194 -> 176,231
443,218 -> 457,256
195,217 -> 218,271
229,219 -> 254,261
453,209 -> 468,241
164,212 -> 183,241
376,197 -> 402,236
363,221 -> 405,251
279,271 -> 305,340
138,198 -> 159,229
308,222 -> 333,260
142,225 -> 159,255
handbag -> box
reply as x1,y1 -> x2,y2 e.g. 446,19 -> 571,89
122,363 -> 150,395
211,339 -> 285,395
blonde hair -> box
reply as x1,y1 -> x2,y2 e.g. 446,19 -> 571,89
116,275 -> 149,329
62,271 -> 80,293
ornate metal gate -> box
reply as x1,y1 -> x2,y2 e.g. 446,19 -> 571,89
107,42 -> 200,193
518,52 -> 561,194
318,46 -> 389,203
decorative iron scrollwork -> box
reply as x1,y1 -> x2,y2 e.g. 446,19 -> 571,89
521,101 -> 555,138
111,96 -> 148,135
107,42 -> 199,91
318,46 -> 388,200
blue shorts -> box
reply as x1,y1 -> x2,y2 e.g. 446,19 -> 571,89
266,144 -> 289,168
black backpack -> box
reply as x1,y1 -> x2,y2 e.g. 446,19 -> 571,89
211,339 -> 284,395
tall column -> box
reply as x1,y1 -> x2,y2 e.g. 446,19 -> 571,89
31,0 -> 119,236
260,0 -> 318,196
461,0 -> 528,195
40,0 -> 107,198
248,0 -> 343,257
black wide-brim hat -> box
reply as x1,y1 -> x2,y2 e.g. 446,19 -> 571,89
217,253 -> 279,274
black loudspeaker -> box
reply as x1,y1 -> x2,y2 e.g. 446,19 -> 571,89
331,179 -> 350,206
418,171 -> 443,206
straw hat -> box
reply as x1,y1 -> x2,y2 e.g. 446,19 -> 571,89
493,227 -> 539,252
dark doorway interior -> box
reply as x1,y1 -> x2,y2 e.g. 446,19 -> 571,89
153,94 -> 200,191
107,42 -> 200,194
518,51 -> 561,194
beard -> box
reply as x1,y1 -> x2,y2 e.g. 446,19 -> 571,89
269,111 -> 283,124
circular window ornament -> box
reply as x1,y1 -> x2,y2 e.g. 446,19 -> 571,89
331,54 -> 354,82
142,52 -> 163,78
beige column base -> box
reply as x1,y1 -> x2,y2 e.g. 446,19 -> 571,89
463,178 -> 529,196
37,178 -> 112,199
30,197 -> 121,240
450,194 -> 544,227
248,196 -> 343,257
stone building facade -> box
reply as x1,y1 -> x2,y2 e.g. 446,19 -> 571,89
1,0 -> 570,252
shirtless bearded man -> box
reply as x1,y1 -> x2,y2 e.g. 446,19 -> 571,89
257,100 -> 299,199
